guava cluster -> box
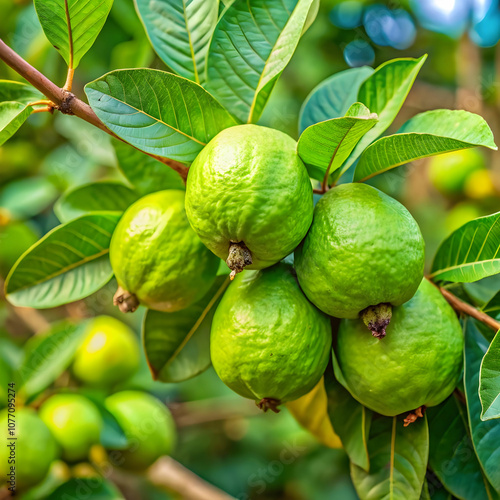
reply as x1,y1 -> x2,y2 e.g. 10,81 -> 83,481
110,124 -> 463,418
0,317 -> 175,492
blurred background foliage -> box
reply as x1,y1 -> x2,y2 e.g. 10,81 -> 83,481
1,0 -> 500,498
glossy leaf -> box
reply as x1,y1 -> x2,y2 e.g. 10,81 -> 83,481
34,0 -> 114,68
297,102 -> 377,182
342,55 -> 427,173
143,276 -> 229,383
85,69 -> 237,162
427,396 -> 492,500
430,212 -> 500,283
55,181 -> 140,223
0,80 -> 42,103
47,478 -> 124,500
354,110 -> 497,182
113,140 -> 185,195
206,0 -> 316,123
325,362 -> 371,471
351,415 -> 429,500
287,377 -> 342,448
17,321 -> 88,399
464,320 -> 500,493
5,213 -> 120,308
135,0 -> 218,84
479,329 -> 500,420
0,102 -> 32,146
299,67 -> 374,134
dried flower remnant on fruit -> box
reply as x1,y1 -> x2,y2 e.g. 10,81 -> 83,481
113,286 -> 140,313
403,405 -> 426,427
257,398 -> 281,413
226,242 -> 253,279
361,303 -> 392,338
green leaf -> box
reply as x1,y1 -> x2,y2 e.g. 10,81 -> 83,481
464,320 -> 500,493
85,69 -> 237,162
351,415 -> 429,500
135,0 -> 218,84
34,0 -> 114,68
325,360 -> 371,471
80,390 -> 129,449
113,140 -> 185,195
46,478 -> 124,500
427,396 -> 492,500
18,321 -> 88,399
480,329 -> 500,420
143,276 -> 229,382
55,181 -> 140,223
482,291 -> 500,320
297,103 -> 378,182
0,80 -> 42,103
5,213 -> 120,308
0,176 -> 59,220
0,102 -> 32,146
206,0 -> 316,123
299,67 -> 374,134
430,212 -> 500,284
354,110 -> 497,182
342,55 -> 427,174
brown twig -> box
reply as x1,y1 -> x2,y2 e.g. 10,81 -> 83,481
148,457 -> 235,500
0,39 -> 188,181
439,286 -> 500,332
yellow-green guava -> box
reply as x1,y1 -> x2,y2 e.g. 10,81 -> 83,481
185,125 -> 313,278
0,408 -> 59,491
294,183 -> 425,337
110,190 -> 219,313
428,148 -> 485,196
105,391 -> 176,470
210,263 -> 332,412
72,315 -> 140,387
39,393 -> 103,463
336,279 -> 463,416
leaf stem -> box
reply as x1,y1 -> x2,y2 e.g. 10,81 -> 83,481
437,285 -> 500,331
0,39 -> 189,181
63,0 -> 74,92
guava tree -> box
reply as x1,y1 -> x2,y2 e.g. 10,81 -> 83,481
1,1 -> 500,499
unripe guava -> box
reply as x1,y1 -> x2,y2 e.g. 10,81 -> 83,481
336,279 -> 463,416
0,408 -> 59,491
105,391 -> 176,470
39,394 -> 103,463
295,183 -> 424,336
428,149 -> 485,196
185,125 -> 313,278
72,315 -> 140,387
210,263 -> 331,412
110,190 -> 219,313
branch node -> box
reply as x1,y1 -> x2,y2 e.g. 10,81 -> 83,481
57,91 -> 75,115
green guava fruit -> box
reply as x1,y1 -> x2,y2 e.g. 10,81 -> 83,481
428,148 -> 485,196
185,125 -> 313,279
336,279 -> 463,417
105,391 -> 176,470
294,183 -> 425,337
0,408 -> 59,491
110,190 -> 219,313
210,263 -> 332,412
72,315 -> 140,387
39,394 -> 103,463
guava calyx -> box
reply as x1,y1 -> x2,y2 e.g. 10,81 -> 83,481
403,405 -> 426,427
361,303 -> 393,338
256,398 -> 281,413
113,286 -> 140,313
226,242 -> 253,280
